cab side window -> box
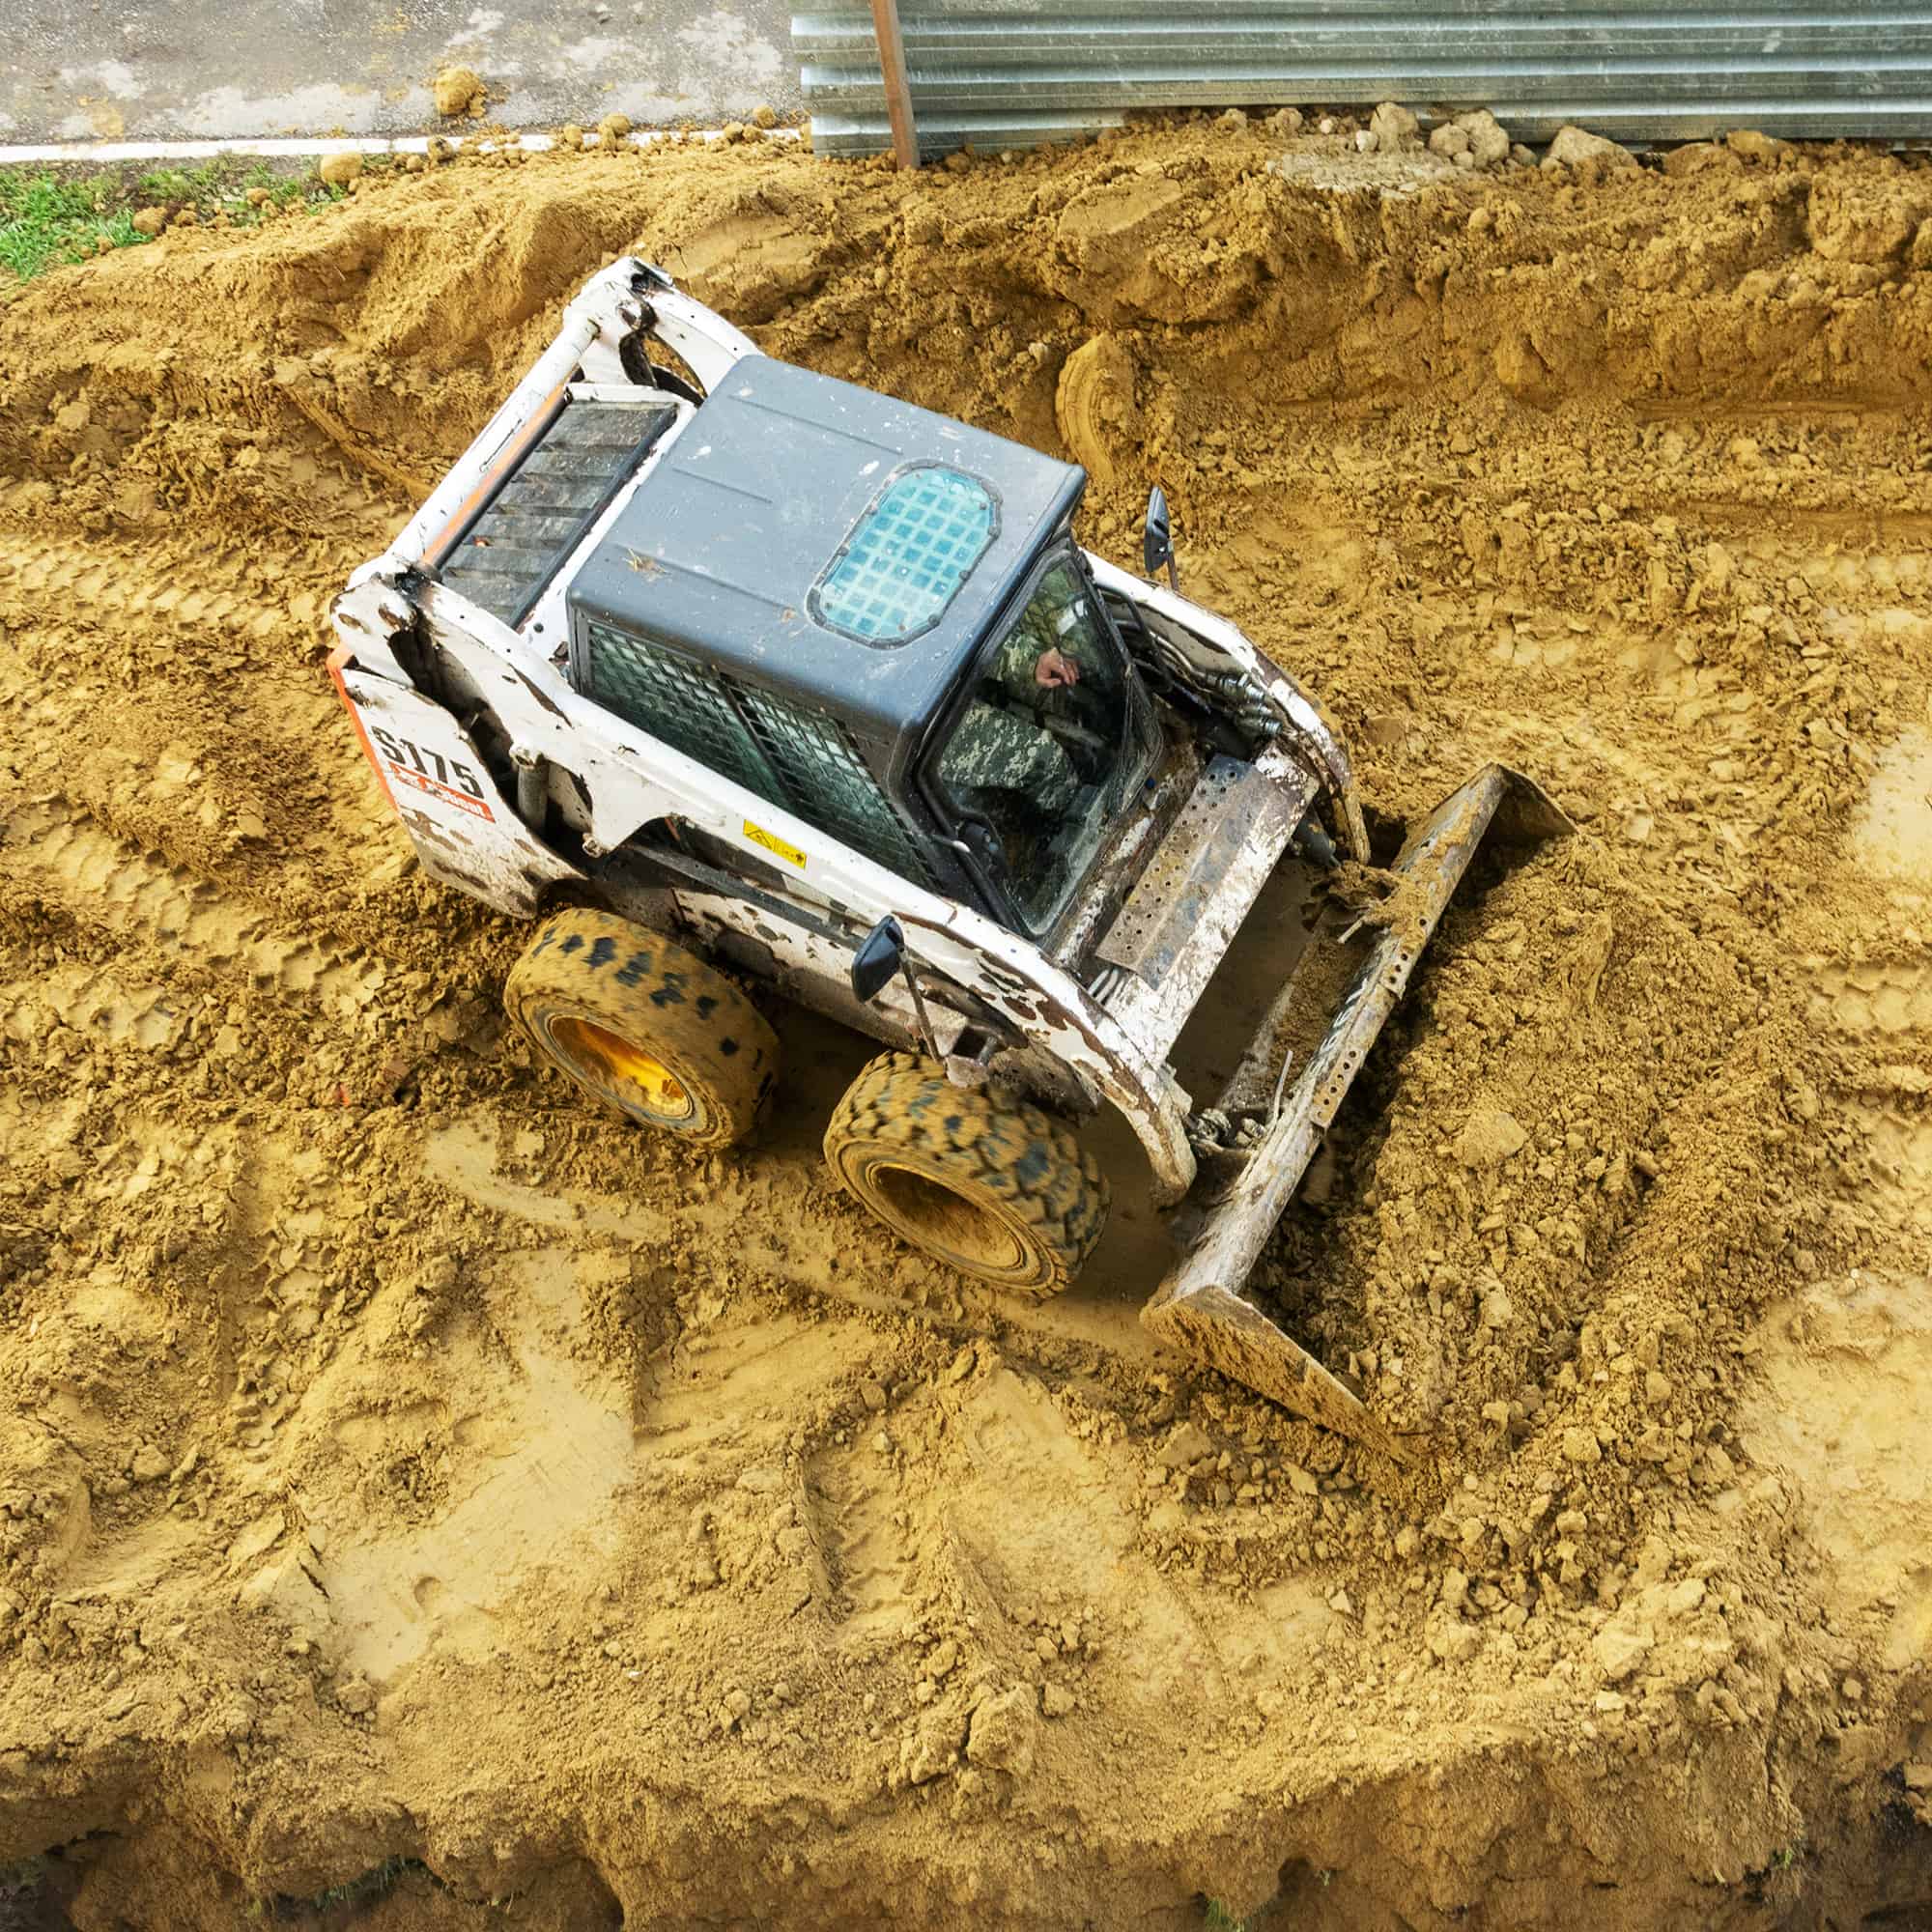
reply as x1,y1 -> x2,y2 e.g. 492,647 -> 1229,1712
930,557 -> 1134,929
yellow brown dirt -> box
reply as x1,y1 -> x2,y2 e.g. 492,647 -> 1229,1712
2,123 -> 1931,1927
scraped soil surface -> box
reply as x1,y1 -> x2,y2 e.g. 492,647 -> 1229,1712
2,124 -> 1931,1929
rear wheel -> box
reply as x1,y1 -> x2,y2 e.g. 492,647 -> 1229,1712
823,1052 -> 1107,1298
503,908 -> 778,1149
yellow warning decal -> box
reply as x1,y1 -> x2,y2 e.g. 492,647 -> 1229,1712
744,819 -> 807,869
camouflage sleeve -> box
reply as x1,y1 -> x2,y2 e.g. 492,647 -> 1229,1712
988,626 -> 1043,706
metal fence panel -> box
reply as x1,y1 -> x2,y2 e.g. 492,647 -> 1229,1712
792,3 -> 1932,155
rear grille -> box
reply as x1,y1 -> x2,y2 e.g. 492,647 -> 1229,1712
439,400 -> 677,629
578,618 -> 939,889
580,618 -> 786,808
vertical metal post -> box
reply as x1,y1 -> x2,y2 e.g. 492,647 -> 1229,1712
868,0 -> 920,169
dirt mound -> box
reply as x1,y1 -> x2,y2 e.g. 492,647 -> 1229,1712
2,125 -> 1931,1928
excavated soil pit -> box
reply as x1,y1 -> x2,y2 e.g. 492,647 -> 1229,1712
3,123 -> 1932,1929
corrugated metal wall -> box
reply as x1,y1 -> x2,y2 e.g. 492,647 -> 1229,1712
794,2 -> 1932,156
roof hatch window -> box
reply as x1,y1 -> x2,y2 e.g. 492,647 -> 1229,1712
810,465 -> 997,645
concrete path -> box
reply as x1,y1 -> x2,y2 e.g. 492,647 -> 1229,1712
0,0 -> 801,145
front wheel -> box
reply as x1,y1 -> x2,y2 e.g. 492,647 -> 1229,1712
823,1052 -> 1108,1298
503,907 -> 779,1149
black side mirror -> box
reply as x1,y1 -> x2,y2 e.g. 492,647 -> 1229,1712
1142,485 -> 1177,588
850,916 -> 905,1005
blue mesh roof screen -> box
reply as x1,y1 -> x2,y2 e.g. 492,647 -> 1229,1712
810,467 -> 997,644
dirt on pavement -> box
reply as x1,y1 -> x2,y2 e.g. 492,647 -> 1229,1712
1,121 -> 1930,1929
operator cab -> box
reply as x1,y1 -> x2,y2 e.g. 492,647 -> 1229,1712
561,356 -> 1159,938
924,546 -> 1150,931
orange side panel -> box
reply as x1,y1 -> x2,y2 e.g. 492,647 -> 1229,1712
327,643 -> 399,812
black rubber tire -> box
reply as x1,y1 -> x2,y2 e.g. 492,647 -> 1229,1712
503,908 -> 778,1149
823,1051 -> 1108,1298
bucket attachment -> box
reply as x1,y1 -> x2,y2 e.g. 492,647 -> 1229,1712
1141,765 -> 1570,1461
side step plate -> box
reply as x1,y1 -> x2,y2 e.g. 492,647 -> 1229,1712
1095,749 -> 1316,1065
1141,764 -> 1571,1461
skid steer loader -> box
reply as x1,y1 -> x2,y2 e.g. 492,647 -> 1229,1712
329,258 -> 1567,1459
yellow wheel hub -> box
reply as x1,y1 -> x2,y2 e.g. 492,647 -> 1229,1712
553,1016 -> 694,1122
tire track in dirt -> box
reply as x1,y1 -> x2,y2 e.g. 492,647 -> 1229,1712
0,959 -> 185,1053
0,523 -> 395,877
1806,947 -> 1932,1245
3,795 -> 388,1014
1856,1097 -> 1932,1238
1804,953 -> 1932,1037
803,1437 -> 913,1639
0,528 -> 336,644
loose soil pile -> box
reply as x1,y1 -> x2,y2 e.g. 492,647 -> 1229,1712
2,122 -> 1930,1929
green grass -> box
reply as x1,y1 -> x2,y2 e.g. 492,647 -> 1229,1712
0,155 -> 372,296
131,160 -> 222,203
1205,1905 -> 1255,1932
0,172 -> 144,283
251,1856 -> 430,1918
242,161 -> 314,209
305,1855 -> 423,1911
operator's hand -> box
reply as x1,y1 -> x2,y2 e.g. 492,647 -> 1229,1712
1034,646 -> 1082,689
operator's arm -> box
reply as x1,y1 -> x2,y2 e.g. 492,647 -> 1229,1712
987,630 -> 1041,707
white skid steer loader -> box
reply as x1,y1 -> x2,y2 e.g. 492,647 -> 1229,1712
330,259 -> 1567,1460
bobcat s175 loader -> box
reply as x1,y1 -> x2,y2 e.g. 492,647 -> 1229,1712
330,259 -> 1567,1459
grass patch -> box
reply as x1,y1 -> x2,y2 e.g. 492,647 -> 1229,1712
0,154 -> 373,296
0,1853 -> 51,1893
304,1855 -> 424,1912
1204,1904 -> 1254,1932
0,172 -> 142,283
249,1855 -> 433,1919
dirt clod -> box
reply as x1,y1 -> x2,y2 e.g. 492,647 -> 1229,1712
1369,102 -> 1419,151
433,66 -> 485,118
1453,1103 -> 1528,1168
967,1685 -> 1038,1774
1544,123 -> 1640,172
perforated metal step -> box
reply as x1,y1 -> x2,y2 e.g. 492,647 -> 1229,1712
1094,751 -> 1317,1065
